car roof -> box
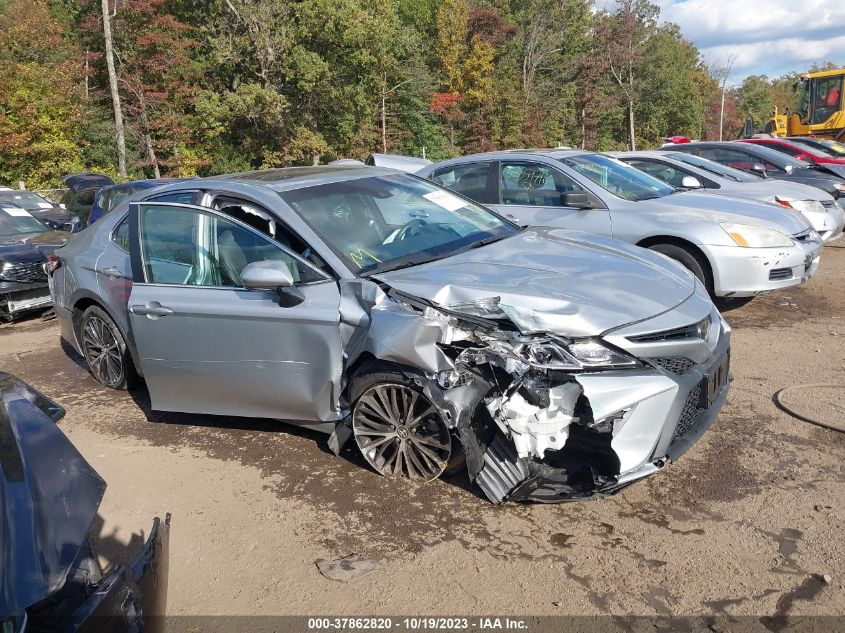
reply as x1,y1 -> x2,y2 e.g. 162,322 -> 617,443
606,150 -> 669,159
422,149 -> 593,167
197,165 -> 412,193
101,178 -> 190,192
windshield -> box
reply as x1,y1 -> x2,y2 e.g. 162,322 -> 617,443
819,140 -> 845,156
0,206 -> 49,236
279,174 -> 518,274
561,154 -> 675,201
788,138 -> 838,158
0,191 -> 55,210
668,153 -> 759,183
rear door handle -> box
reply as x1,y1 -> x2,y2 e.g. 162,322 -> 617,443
99,266 -> 124,278
130,301 -> 173,318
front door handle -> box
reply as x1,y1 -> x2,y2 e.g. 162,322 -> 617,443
99,266 -> 123,278
130,301 -> 173,319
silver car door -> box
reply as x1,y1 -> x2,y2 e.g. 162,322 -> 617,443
126,201 -> 343,423
489,160 -> 612,235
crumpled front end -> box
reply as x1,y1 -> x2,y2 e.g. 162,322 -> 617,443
338,277 -> 730,504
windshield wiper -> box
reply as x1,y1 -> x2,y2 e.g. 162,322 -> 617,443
361,254 -> 437,276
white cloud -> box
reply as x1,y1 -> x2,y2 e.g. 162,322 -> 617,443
594,0 -> 845,81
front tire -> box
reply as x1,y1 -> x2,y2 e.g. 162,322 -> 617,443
78,305 -> 136,390
351,365 -> 452,481
647,243 -> 713,295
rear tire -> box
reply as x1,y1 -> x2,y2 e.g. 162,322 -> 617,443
78,305 -> 136,390
647,243 -> 713,296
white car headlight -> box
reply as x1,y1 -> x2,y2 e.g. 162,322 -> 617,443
523,339 -> 641,370
720,223 -> 794,248
834,183 -> 845,193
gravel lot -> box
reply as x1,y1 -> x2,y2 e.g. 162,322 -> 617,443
2,245 -> 844,623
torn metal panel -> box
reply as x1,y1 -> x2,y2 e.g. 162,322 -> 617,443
339,278 -> 454,375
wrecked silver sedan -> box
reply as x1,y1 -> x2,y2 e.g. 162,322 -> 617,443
48,166 -> 730,503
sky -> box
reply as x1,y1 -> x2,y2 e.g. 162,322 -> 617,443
596,0 -> 845,85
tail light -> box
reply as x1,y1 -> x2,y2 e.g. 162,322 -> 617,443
45,255 -> 61,275
776,199 -> 793,209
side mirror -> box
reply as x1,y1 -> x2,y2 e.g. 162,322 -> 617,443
241,260 -> 294,290
680,175 -> 703,189
750,163 -> 768,178
560,192 -> 592,208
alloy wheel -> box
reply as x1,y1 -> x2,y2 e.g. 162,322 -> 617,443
81,315 -> 125,388
352,383 -> 451,481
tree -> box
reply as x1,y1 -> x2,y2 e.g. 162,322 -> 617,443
737,75 -> 775,131
0,0 -> 87,188
101,0 -> 127,177
595,0 -> 659,150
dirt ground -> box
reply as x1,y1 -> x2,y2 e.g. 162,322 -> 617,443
2,245 -> 844,624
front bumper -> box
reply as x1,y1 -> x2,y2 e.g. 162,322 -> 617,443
0,281 -> 52,316
466,291 -> 731,504
504,331 -> 730,503
704,241 -> 821,297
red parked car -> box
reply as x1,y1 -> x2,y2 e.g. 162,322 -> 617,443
739,137 -> 845,165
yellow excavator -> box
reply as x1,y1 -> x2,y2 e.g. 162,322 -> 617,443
765,68 -> 845,140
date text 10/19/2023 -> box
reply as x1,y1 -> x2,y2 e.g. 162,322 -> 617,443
307,618 -> 529,630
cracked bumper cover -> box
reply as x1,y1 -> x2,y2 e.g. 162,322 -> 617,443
472,316 -> 731,504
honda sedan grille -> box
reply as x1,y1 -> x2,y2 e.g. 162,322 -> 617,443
0,261 -> 47,283
769,268 -> 792,281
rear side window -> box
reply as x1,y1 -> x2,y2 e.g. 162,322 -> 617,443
429,163 -> 492,204
112,216 -> 129,250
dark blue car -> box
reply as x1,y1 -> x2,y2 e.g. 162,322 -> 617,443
87,178 -> 188,225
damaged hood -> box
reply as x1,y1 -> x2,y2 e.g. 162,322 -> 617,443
374,228 -> 696,337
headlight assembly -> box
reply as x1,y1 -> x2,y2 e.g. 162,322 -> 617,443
834,183 -> 845,193
720,222 -> 794,248
519,339 -> 641,370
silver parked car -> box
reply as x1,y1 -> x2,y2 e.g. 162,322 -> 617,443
416,150 -> 823,301
48,166 -> 730,504
611,151 -> 845,243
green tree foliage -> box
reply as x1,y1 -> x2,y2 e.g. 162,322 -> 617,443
737,75 -> 776,127
0,0 -> 87,188
1,0 -> 840,184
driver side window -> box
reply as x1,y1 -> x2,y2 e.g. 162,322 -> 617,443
499,162 -> 585,206
138,205 -> 325,287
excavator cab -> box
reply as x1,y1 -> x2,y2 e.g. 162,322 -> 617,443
765,69 -> 845,140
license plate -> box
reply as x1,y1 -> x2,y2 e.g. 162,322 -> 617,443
700,351 -> 730,408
